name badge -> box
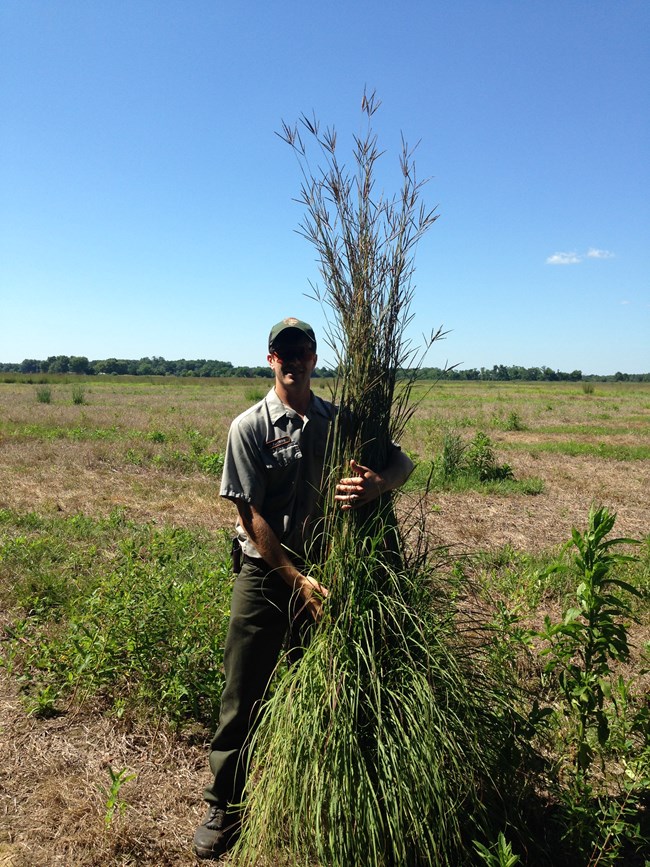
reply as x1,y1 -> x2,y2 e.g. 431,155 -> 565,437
266,436 -> 292,451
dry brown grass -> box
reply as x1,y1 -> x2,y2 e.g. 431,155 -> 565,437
0,673 -> 210,866
420,450 -> 650,554
0,377 -> 648,864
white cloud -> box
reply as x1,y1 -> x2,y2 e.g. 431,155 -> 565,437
546,252 -> 582,265
546,247 -> 616,265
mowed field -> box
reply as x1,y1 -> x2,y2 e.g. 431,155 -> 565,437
1,376 -> 649,866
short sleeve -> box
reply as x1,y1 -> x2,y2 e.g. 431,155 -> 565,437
219,417 -> 267,508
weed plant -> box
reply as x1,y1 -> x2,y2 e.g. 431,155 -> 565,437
534,508 -> 650,863
100,766 -> 137,827
537,506 -> 643,767
503,410 -> 526,431
470,511 -> 650,865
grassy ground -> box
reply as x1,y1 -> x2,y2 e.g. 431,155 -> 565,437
0,377 -> 648,865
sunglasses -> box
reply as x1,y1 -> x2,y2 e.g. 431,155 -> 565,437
271,346 -> 315,362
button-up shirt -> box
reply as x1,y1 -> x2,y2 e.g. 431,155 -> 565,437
220,387 -> 336,560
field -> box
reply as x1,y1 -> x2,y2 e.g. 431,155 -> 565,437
1,376 -> 649,865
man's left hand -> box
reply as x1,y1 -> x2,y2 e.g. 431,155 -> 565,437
335,459 -> 384,510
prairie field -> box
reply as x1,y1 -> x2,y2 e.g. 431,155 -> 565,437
1,376 -> 649,866
1,377 -> 648,542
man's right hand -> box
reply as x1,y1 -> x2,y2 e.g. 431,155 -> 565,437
296,574 -> 329,620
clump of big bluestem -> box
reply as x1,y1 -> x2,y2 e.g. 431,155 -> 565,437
232,93 -> 530,867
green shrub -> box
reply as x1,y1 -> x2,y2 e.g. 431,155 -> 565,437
534,507 -> 649,863
436,430 -> 513,485
503,410 -> 526,431
537,506 -> 641,770
197,451 -> 224,475
465,432 -> 513,481
35,385 -> 52,404
71,384 -> 86,405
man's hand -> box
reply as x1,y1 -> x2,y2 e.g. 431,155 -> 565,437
335,459 -> 384,511
295,574 -> 329,620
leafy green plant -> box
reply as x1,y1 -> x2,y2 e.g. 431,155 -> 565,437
466,432 -> 513,482
503,410 -> 526,431
196,451 -> 224,475
124,447 -> 144,466
534,506 -> 649,865
473,832 -> 521,866
537,506 -> 641,770
99,765 -> 137,827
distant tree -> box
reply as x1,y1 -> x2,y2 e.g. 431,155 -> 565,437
69,356 -> 90,374
102,358 -> 129,375
48,355 -> 70,373
137,359 -> 155,375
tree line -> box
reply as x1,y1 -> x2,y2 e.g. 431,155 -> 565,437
1,356 -> 648,382
0,355 -> 335,379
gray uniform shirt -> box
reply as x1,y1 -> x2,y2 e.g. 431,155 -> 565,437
220,387 -> 336,561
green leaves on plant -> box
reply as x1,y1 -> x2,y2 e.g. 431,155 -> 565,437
99,765 -> 137,827
538,506 -> 641,766
473,832 -> 522,867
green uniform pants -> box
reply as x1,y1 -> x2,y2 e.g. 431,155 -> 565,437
203,556 -> 311,807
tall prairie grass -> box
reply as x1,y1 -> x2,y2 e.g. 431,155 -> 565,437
232,94 -> 531,866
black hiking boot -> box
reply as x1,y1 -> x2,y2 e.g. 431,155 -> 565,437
193,804 -> 241,861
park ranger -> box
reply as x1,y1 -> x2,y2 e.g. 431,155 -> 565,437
194,317 -> 413,860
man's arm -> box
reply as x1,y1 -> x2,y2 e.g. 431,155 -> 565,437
335,449 -> 414,511
235,499 -> 328,618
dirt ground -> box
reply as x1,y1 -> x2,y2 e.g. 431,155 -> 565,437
1,401 -> 649,865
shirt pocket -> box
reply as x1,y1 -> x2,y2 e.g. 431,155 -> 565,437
266,440 -> 302,469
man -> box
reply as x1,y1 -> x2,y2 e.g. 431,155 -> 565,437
194,317 -> 413,860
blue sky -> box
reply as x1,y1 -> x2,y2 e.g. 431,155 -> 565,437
1,1 -> 648,374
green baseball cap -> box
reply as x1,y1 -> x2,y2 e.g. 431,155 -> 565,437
268,318 -> 317,351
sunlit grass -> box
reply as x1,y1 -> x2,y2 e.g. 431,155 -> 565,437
502,440 -> 650,461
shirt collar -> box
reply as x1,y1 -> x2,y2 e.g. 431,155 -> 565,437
266,387 -> 331,424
